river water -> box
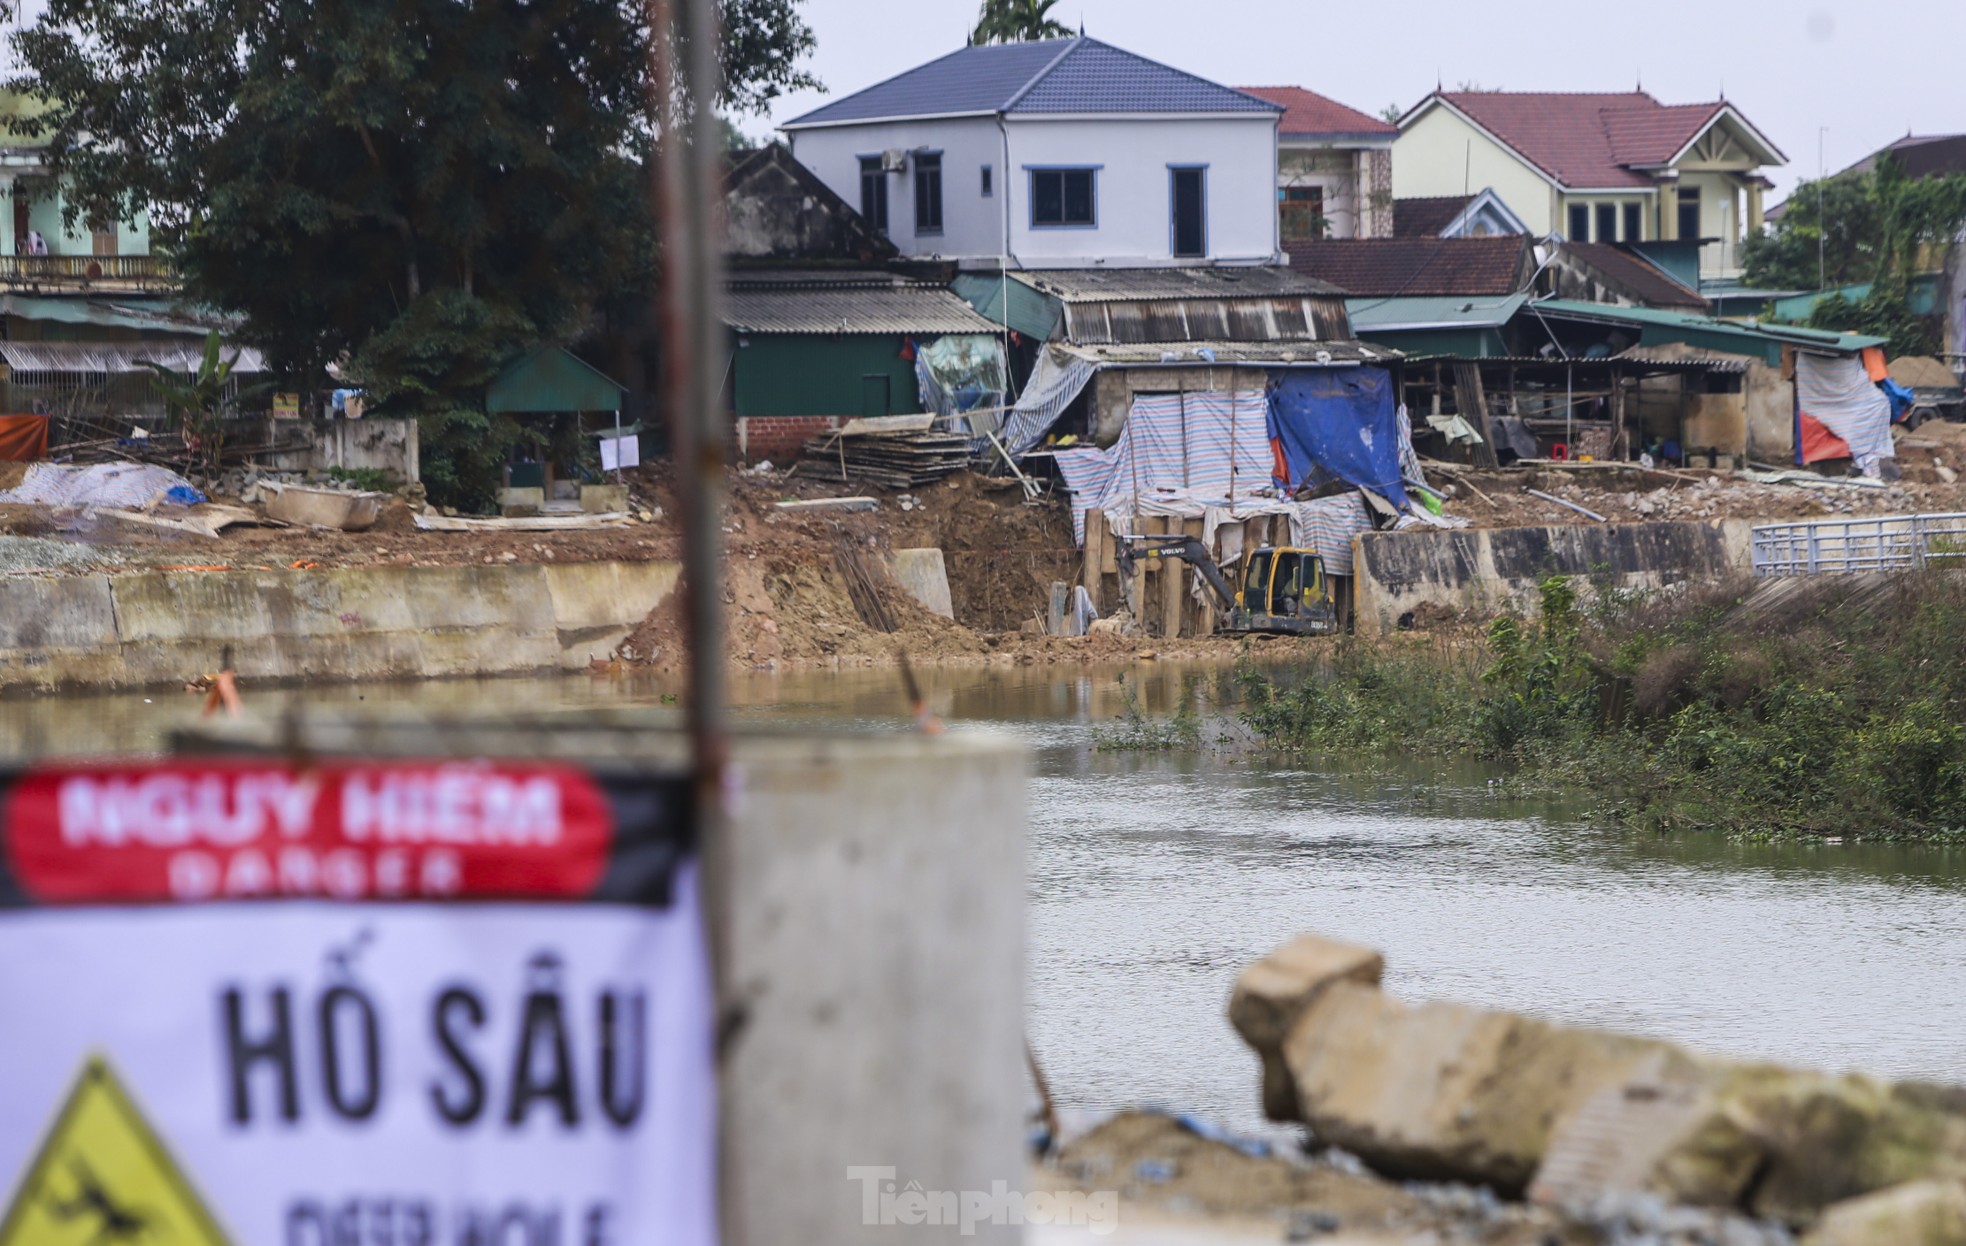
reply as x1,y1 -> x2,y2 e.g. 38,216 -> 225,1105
8,663 -> 1966,1136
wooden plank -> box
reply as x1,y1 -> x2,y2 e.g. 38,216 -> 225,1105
1159,515 -> 1183,640
1453,361 -> 1501,469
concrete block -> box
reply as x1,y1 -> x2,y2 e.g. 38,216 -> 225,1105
497,487 -> 545,517
579,484 -> 629,514
887,547 -> 955,619
1228,934 -> 1383,1122
1280,980 -> 1678,1192
543,561 -> 680,666
1803,1179 -> 1966,1246
262,482 -> 384,530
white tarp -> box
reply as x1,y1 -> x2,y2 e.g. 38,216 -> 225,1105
0,461 -> 197,508
999,345 -> 1099,455
1798,352 -> 1894,475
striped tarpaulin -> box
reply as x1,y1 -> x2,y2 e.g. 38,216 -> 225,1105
1055,391 -> 1275,544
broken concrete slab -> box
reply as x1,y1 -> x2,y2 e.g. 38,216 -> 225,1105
1802,1179 -> 1966,1246
1227,934 -> 1383,1123
887,548 -> 954,619
412,511 -> 634,532
774,496 -> 878,514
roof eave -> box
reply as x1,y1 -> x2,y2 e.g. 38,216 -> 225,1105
781,109 -> 1002,131
1660,104 -> 1789,169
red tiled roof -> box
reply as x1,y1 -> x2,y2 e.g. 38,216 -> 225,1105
1559,242 -> 1708,311
1239,86 -> 1396,139
1284,237 -> 1533,297
1393,196 -> 1474,238
1436,91 -> 1738,189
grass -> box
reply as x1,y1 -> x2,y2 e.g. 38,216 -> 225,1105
1236,572 -> 1966,842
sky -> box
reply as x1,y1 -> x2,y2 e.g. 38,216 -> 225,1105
751,0 -> 1966,204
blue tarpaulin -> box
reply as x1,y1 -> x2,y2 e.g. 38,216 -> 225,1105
1265,368 -> 1409,510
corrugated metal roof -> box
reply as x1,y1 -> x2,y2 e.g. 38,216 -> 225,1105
1344,293 -> 1528,331
950,272 -> 1062,341
0,294 -> 233,336
1062,294 -> 1352,346
486,346 -> 625,413
1068,340 -> 1392,366
1010,266 -> 1339,302
723,276 -> 1001,335
0,340 -> 267,373
1531,298 -> 1886,353
783,37 -> 1277,128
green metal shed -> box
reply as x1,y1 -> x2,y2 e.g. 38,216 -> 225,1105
486,346 -> 626,414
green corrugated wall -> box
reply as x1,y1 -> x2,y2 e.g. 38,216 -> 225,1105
731,334 -> 923,418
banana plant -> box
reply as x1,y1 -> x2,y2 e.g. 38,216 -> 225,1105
140,331 -> 240,477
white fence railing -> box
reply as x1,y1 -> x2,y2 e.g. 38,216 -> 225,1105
1751,513 -> 1966,576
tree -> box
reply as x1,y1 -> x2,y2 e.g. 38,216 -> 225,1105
11,0 -> 817,509
1746,153 -> 1966,355
973,0 -> 1071,44
141,330 -> 245,478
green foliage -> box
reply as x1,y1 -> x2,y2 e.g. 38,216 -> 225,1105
972,0 -> 1071,44
326,466 -> 394,493
1094,675 -> 1205,752
140,330 -> 241,476
1746,153 -> 1966,356
1241,572 -> 1966,840
11,0 -> 816,507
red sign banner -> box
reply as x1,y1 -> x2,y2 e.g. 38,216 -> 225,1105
2,760 -> 623,904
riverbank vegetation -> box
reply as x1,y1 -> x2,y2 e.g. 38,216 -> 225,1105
1240,572 -> 1966,839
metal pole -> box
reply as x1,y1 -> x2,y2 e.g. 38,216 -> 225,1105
649,0 -> 733,1231
649,0 -> 728,1029
1818,127 -> 1828,291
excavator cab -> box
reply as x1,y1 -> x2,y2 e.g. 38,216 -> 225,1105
1233,547 -> 1337,635
1115,535 -> 1340,637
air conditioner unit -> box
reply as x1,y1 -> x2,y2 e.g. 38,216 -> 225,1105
881,149 -> 908,173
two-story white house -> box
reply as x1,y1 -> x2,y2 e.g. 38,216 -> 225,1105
780,37 -> 1284,270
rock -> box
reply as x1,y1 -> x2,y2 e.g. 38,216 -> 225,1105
1227,935 -> 1383,1122
1277,979 -> 1672,1192
1715,1070 -> 1966,1225
1939,466 -> 1958,485
1802,1179 -> 1966,1246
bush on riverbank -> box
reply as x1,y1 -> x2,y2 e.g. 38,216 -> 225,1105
1241,572 -> 1966,839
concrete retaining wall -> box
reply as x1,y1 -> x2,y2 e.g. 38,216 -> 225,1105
1353,520 -> 1751,635
0,560 -> 679,692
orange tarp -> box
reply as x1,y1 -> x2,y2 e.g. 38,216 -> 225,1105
1799,412 -> 1853,464
0,415 -> 49,462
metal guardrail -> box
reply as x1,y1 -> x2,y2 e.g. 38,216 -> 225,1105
1751,513 -> 1966,576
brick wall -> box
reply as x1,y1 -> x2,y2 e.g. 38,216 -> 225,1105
736,415 -> 839,464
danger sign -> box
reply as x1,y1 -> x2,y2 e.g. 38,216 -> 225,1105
0,759 -> 711,1246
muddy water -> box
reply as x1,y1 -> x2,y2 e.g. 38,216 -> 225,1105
8,664 -> 1966,1136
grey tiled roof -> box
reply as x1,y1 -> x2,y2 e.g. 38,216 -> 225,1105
782,38 -> 1278,128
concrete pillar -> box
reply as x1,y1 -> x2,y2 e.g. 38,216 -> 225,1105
1746,179 -> 1765,236
1657,179 -> 1679,242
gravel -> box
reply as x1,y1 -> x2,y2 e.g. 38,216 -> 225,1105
0,534 -> 124,575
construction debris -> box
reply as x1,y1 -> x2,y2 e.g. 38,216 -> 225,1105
411,511 -> 636,532
773,496 -> 879,513
794,428 -> 971,489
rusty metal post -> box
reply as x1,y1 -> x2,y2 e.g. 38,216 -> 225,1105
648,0 -> 728,1045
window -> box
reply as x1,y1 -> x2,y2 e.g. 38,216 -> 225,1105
981,164 -> 993,197
1623,202 -> 1643,243
1171,167 -> 1206,258
1031,167 -> 1096,227
913,152 -> 942,234
1595,203 -> 1616,244
1279,185 -> 1324,243
858,157 -> 889,232
1568,203 -> 1590,241
1677,188 -> 1701,241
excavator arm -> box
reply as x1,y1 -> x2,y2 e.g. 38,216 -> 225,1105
1114,535 -> 1240,611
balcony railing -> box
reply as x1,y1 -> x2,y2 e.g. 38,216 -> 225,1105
0,255 -> 177,285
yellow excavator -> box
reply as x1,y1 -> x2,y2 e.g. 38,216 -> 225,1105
1115,535 -> 1340,637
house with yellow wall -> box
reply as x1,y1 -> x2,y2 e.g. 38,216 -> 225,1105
1392,90 -> 1784,281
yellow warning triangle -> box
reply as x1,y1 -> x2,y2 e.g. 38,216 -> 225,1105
0,1056 -> 232,1246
